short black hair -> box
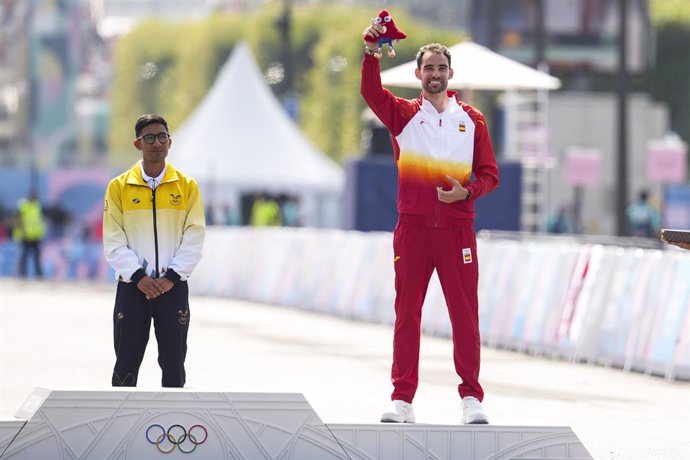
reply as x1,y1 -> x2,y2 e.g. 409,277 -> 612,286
135,114 -> 169,137
416,43 -> 451,69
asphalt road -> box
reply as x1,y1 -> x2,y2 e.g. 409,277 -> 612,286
0,279 -> 688,459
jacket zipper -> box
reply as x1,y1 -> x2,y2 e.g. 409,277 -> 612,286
434,114 -> 443,227
151,187 -> 160,278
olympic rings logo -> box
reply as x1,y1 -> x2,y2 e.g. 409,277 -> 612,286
145,424 -> 208,454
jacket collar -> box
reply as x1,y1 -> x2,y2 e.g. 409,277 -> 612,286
417,90 -> 459,105
417,91 -> 461,114
126,162 -> 179,186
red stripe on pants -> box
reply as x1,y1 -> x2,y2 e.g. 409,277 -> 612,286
391,216 -> 484,403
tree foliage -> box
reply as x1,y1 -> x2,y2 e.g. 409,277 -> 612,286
108,5 -> 462,168
649,0 -> 690,143
109,15 -> 244,166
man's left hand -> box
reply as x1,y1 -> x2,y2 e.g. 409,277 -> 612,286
437,175 -> 469,203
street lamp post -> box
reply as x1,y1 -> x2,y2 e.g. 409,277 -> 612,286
616,0 -> 629,236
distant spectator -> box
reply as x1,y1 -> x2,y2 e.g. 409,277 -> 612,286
546,205 -> 573,234
626,190 -> 661,238
205,204 -> 216,226
0,205 -> 8,242
14,190 -> 45,278
250,195 -> 281,226
0,220 -> 7,242
43,205 -> 71,239
221,203 -> 242,226
281,197 -> 300,227
91,216 -> 103,241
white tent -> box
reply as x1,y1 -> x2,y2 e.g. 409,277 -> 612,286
168,42 -> 344,227
380,40 -> 561,91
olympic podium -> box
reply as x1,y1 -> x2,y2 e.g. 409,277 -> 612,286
0,388 -> 592,459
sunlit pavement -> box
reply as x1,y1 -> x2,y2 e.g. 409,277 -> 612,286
1,278 -> 688,459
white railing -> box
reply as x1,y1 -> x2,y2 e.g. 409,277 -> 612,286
192,227 -> 690,380
3,226 -> 687,380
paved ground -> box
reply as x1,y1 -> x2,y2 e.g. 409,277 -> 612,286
1,278 -> 689,459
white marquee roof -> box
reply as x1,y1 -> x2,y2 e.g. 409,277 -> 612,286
380,40 -> 561,91
168,42 -> 344,195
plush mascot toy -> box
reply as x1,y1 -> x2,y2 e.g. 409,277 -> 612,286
364,9 -> 407,57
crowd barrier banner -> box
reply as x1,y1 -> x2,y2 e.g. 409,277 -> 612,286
0,239 -> 112,280
188,228 -> 690,379
2,227 -> 688,379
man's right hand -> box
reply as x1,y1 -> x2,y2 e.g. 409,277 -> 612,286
137,275 -> 166,300
363,21 -> 385,42
363,21 -> 385,60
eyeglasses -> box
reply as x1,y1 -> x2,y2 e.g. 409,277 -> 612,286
137,132 -> 170,144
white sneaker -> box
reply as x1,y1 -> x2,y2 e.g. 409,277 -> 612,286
380,399 -> 416,423
462,396 -> 489,424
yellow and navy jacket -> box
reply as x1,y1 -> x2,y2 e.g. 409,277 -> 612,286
361,53 -> 499,221
103,162 -> 205,283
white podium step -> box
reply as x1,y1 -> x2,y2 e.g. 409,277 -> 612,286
0,419 -> 25,458
0,388 -> 346,459
0,388 -> 592,459
328,424 -> 591,460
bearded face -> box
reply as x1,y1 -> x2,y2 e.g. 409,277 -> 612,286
415,52 -> 453,95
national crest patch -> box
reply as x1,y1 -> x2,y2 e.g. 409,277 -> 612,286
462,247 -> 472,264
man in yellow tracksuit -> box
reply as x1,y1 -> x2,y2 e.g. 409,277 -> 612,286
15,190 -> 45,278
103,114 -> 205,387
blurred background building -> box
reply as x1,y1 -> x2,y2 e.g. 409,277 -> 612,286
0,0 -> 688,251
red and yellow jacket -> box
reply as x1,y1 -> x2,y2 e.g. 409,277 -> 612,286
361,53 -> 499,221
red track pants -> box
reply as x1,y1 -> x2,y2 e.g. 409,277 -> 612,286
391,214 -> 484,403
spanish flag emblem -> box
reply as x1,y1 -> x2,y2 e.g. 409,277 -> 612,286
462,248 -> 472,264
458,122 -> 466,132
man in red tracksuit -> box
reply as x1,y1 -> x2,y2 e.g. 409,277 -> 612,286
361,26 -> 499,424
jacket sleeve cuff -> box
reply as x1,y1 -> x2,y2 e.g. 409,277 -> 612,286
130,268 -> 146,284
164,268 -> 181,282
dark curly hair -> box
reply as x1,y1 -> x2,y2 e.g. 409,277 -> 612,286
415,43 -> 451,69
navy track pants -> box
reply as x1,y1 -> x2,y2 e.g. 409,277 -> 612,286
111,280 -> 189,387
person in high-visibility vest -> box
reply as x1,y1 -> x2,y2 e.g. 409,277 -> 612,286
14,190 -> 45,278
250,194 -> 281,226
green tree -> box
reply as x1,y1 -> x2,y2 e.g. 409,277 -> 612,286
108,5 -> 463,166
649,0 -> 690,144
300,7 -> 462,160
170,15 -> 245,133
109,21 -> 183,167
